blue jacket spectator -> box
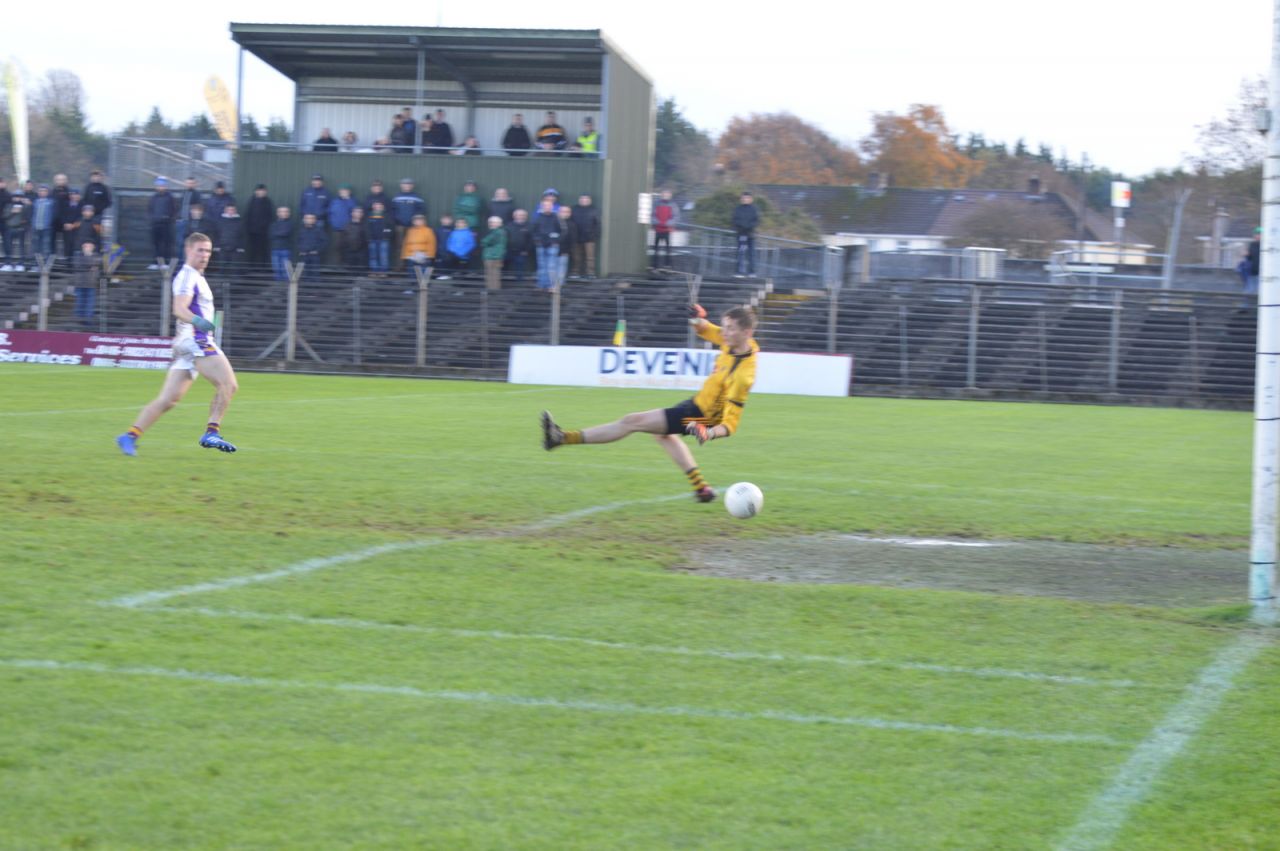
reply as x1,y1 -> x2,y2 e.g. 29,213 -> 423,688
269,213 -> 294,251
299,176 -> 332,227
297,215 -> 328,262
328,190 -> 358,232
205,183 -> 234,219
148,186 -> 177,223
446,222 -> 476,259
392,184 -> 427,227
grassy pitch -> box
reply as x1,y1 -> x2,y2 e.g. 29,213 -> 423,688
1,364 -> 1277,850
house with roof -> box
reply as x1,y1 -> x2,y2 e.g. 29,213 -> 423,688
751,178 -> 1152,263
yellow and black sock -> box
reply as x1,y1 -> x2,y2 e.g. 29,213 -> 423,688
126,426 -> 142,439
685,466 -> 707,491
563,430 -> 584,445
206,422 -> 220,434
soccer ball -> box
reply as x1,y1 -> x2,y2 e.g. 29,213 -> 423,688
724,482 -> 764,519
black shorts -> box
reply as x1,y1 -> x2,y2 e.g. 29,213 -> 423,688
662,398 -> 705,435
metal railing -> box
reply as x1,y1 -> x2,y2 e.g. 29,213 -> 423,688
109,137 -> 235,192
7,259 -> 1257,405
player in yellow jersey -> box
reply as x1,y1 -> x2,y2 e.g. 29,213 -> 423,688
541,304 -> 759,502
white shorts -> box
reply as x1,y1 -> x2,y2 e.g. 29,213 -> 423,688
171,337 -> 223,377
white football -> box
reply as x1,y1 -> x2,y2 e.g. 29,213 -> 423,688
724,482 -> 764,519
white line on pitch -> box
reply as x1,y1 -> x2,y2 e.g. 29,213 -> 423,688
0,658 -> 1121,746
141,605 -> 1146,689
103,494 -> 687,609
1055,631 -> 1272,851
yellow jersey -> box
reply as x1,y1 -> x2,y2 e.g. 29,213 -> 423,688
691,321 -> 759,435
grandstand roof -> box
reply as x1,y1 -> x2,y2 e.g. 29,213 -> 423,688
230,23 -> 624,86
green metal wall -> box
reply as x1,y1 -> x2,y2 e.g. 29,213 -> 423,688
600,47 -> 655,276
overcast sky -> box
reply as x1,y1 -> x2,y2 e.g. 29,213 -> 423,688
6,0 -> 1273,177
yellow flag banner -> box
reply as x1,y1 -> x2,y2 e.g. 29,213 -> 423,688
203,76 -> 238,144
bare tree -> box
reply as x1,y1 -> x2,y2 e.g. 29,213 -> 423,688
1188,76 -> 1267,175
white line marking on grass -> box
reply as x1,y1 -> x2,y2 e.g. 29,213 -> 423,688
1055,631 -> 1272,851
144,605 -> 1146,689
104,494 -> 687,609
0,657 -> 1121,746
839,534 -> 1007,548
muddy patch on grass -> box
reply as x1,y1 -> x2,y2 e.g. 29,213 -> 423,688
678,533 -> 1247,607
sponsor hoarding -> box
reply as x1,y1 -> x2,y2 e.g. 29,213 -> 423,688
509,345 -> 851,397
0,330 -> 173,369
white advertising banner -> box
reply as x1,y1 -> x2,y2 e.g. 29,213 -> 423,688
508,345 -> 851,397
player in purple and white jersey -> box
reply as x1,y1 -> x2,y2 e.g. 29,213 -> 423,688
116,231 -> 239,455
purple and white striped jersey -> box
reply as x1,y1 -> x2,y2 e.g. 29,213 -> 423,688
172,264 -> 214,344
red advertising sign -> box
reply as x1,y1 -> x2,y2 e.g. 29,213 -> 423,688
0,330 -> 174,369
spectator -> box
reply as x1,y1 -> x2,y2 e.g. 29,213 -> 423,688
245,184 -> 274,268
482,215 -> 507,290
555,205 -> 577,290
205,181 -> 234,220
146,177 -> 177,270
504,208 -> 533,283
32,185 -> 57,259
344,206 -> 369,270
216,203 -> 244,266
571,194 -> 600,279
575,116 -> 600,156
389,115 -> 412,154
0,178 -> 10,262
401,213 -> 437,283
366,200 -> 394,275
391,179 -> 427,270
269,206 -> 294,281
732,190 -> 759,277
82,170 -> 112,220
70,204 -> 102,254
59,190 -> 85,258
175,177 -> 202,246
328,184 -> 359,265
373,137 -> 395,154
3,191 -> 30,271
440,218 -> 477,278
532,197 -> 561,291
50,174 -> 73,257
502,113 -> 532,156
536,111 -> 568,152
540,187 -> 562,214
488,187 -> 516,225
651,189 -> 678,268
433,214 -> 455,270
341,130 -> 359,152
425,108 -> 454,152
453,180 -> 482,230
1245,227 -> 1262,300
453,135 -> 482,156
363,179 -> 391,216
299,174 -> 332,230
297,213 -> 328,274
183,203 -> 213,251
313,127 -> 339,152
400,108 -> 417,149
73,240 -> 98,328
417,115 -> 433,151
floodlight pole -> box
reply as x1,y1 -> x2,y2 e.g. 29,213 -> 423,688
1249,0 -> 1280,624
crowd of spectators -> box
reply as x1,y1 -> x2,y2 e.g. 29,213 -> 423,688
142,171 -> 601,290
312,110 -> 600,157
1,171 -> 110,273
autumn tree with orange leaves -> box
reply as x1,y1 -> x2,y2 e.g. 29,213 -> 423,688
716,113 -> 862,185
860,104 -> 983,188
